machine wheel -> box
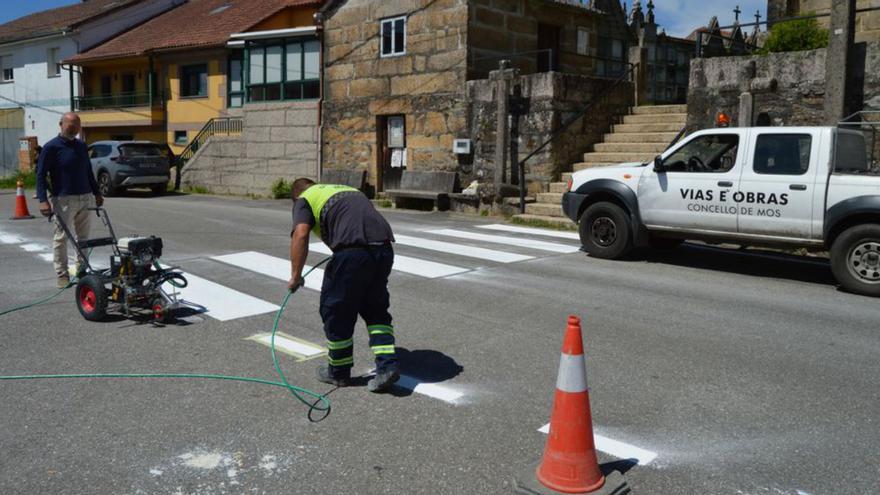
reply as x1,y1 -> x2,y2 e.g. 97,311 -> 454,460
152,298 -> 172,324
830,224 -> 880,297
151,183 -> 167,196
97,172 -> 116,197
76,275 -> 108,321
578,201 -> 633,259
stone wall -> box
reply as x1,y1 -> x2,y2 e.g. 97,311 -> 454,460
322,0 -> 469,189
181,101 -> 319,196
687,49 -> 828,129
467,71 -> 633,192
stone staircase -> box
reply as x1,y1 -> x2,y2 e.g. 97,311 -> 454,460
513,104 -> 687,227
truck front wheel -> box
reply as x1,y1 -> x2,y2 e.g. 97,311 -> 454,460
579,202 -> 633,259
831,224 -> 880,297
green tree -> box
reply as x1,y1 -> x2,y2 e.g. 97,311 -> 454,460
760,17 -> 829,54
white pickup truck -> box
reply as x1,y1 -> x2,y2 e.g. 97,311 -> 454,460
562,126 -> 880,297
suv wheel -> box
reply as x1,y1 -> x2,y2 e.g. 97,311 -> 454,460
831,224 -> 880,297
97,171 -> 116,197
579,201 -> 633,259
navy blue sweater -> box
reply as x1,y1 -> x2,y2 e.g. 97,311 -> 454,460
36,136 -> 99,203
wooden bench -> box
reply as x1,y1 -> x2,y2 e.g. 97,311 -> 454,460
385,171 -> 460,211
321,169 -> 367,191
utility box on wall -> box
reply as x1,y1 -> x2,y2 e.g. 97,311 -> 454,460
18,136 -> 38,173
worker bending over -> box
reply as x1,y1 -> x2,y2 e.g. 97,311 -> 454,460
288,178 -> 399,393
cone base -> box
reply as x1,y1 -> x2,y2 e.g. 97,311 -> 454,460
536,466 -> 604,494
11,215 -> 35,220
515,469 -> 630,495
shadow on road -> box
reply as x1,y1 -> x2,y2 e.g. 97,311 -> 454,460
642,243 -> 837,287
387,347 -> 463,398
600,459 -> 638,476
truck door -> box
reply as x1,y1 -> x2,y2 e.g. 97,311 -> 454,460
737,130 -> 819,239
638,131 -> 745,232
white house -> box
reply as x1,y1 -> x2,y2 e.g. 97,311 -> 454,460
0,0 -> 184,175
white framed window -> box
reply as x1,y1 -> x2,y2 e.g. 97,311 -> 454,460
576,27 -> 591,56
1,55 -> 13,82
380,16 -> 406,57
47,47 -> 60,77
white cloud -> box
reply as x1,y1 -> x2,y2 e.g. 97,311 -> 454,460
652,0 -> 766,37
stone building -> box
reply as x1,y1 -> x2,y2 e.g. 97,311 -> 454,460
767,0 -> 880,42
319,0 -> 634,194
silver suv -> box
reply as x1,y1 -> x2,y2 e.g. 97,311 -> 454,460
88,141 -> 171,196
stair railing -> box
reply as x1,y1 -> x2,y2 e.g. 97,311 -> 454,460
173,117 -> 242,190
516,62 -> 640,213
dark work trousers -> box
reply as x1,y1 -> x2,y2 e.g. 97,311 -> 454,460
320,244 -> 397,379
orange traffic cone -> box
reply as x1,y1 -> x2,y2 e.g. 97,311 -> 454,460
535,315 -> 604,494
11,179 -> 34,220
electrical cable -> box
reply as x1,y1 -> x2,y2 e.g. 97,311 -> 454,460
0,256 -> 334,418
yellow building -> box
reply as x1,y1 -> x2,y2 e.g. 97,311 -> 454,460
67,0 -> 321,154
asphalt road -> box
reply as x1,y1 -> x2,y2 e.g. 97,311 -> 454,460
1,190 -> 878,494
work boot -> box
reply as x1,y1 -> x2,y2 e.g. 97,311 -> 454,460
57,275 -> 70,289
367,369 -> 400,393
316,365 -> 350,387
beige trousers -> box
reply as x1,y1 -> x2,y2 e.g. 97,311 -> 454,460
52,194 -> 93,278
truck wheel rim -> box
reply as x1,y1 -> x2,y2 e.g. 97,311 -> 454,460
153,303 -> 164,321
591,217 -> 617,246
80,287 -> 96,312
848,241 -> 880,284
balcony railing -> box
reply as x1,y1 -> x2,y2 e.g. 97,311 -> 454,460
73,92 -> 162,111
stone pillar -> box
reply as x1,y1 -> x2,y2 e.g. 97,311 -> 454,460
824,0 -> 856,124
489,61 -> 517,195
738,92 -> 754,127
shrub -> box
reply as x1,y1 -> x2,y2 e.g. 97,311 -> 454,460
0,170 -> 36,189
759,17 -> 828,54
271,178 -> 292,199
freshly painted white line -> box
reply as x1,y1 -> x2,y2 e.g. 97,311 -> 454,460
309,243 -> 468,278
20,243 -> 48,252
159,265 -> 279,321
38,253 -> 54,262
395,374 -> 464,403
427,229 -> 579,254
248,333 -> 324,359
538,424 -> 658,465
394,234 -> 532,263
211,251 -> 324,292
478,224 -> 581,240
0,234 -> 24,244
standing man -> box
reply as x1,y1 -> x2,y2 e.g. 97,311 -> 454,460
36,112 -> 104,288
288,178 -> 399,393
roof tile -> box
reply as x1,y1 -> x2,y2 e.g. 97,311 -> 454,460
0,0 -> 146,44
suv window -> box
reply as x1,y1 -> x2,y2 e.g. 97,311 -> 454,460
89,144 -> 111,158
663,134 -> 739,173
754,134 -> 812,175
119,144 -> 167,158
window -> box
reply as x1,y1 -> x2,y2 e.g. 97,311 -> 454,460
246,39 -> 320,102
89,144 -> 112,158
47,48 -> 60,77
228,51 -> 244,107
753,134 -> 812,176
174,130 -> 188,145
597,38 -> 625,77
663,134 -> 740,173
180,64 -> 208,98
576,28 -> 591,56
380,16 -> 406,57
1,55 -> 13,82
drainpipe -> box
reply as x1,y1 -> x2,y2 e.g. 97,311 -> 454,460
314,11 -> 325,182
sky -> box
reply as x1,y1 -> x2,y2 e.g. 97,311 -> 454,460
1,0 -> 767,38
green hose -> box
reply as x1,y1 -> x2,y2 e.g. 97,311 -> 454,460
0,256 -> 334,417
0,284 -> 71,317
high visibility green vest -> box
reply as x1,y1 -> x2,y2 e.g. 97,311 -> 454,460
298,184 -> 359,237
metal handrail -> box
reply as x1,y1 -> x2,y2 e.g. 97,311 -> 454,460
73,92 -> 160,111
517,62 -> 639,212
174,117 -> 243,190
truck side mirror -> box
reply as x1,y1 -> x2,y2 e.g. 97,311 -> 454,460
653,155 -> 666,173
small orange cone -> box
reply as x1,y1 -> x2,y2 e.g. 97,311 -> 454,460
11,179 -> 35,220
535,315 -> 604,494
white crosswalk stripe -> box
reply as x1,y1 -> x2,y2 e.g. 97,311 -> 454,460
0,234 -> 24,244
477,223 -> 580,241
159,264 -> 279,322
426,229 -> 580,253
393,234 -> 532,263
212,251 -> 325,291
309,242 -> 468,278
